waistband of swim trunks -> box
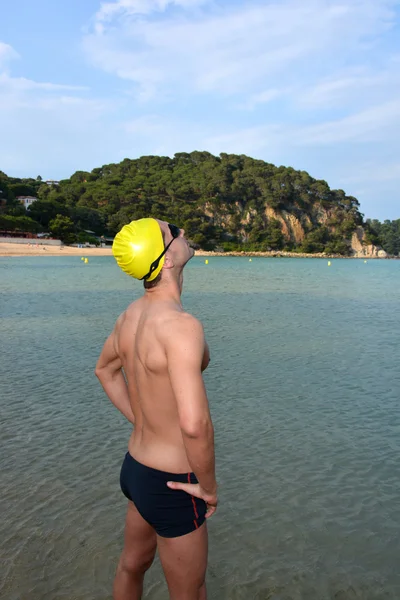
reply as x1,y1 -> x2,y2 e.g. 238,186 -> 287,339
125,451 -> 198,483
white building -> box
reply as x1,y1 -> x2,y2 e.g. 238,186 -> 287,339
17,196 -> 38,209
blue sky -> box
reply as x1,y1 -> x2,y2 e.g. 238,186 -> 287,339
1,0 -> 399,220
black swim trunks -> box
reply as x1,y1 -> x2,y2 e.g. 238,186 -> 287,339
119,452 -> 207,538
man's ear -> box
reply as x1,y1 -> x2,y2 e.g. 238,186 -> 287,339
163,253 -> 174,270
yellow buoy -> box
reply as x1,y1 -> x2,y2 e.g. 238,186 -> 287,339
81,257 -> 84,260
328,261 -> 331,266
249,258 -> 252,262
84,258 -> 88,263
205,259 -> 209,265
364,260 -> 367,263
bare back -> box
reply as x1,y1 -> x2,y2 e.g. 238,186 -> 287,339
114,296 -> 206,473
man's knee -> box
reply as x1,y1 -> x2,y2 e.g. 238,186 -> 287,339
166,569 -> 206,599
167,580 -> 206,600
118,548 -> 155,576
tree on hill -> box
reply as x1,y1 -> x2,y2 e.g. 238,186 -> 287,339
49,215 -> 75,244
366,219 -> 400,256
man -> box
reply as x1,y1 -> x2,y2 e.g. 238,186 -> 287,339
95,218 -> 217,600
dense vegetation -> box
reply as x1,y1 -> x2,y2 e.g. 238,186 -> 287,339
364,219 -> 400,257
0,152 -> 398,254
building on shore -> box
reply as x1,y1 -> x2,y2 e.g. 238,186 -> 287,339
0,230 -> 45,240
83,230 -> 114,246
17,196 -> 38,209
99,236 -> 114,246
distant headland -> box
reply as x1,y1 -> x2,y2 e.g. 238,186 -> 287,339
1,152 -> 398,257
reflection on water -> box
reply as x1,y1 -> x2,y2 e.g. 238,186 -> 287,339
1,256 -> 400,599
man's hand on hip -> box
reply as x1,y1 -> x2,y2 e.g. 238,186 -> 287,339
167,481 -> 218,518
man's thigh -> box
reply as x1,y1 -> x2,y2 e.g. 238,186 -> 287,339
157,522 -> 208,598
120,501 -> 157,570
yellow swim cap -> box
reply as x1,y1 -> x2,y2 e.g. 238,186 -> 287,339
112,218 -> 164,281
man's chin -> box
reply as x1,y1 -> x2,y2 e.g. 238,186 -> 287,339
187,244 -> 195,258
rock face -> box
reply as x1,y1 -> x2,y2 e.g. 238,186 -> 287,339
265,207 -> 310,244
351,227 -> 388,258
263,207 -> 388,257
208,201 -> 388,257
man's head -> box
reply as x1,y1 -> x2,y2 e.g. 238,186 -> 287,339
112,217 -> 194,286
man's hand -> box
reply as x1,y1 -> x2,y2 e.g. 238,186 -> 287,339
167,481 -> 218,518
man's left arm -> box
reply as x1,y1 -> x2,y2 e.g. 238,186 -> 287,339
94,328 -> 135,425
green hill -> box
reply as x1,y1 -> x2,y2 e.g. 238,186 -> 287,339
0,152 -> 398,255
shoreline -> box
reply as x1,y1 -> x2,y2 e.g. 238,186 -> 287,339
0,243 -> 114,257
193,250 -> 394,259
0,242 -> 395,259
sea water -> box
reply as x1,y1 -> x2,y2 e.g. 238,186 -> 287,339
1,256 -> 399,599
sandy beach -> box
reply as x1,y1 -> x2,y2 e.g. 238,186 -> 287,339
0,242 -> 329,258
0,241 -> 392,259
0,242 -> 114,257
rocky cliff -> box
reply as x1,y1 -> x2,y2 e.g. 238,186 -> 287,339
351,227 -> 387,258
262,209 -> 387,257
204,195 -> 385,256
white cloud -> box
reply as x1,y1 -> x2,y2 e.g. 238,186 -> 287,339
341,162 -> 400,185
93,0 -> 209,33
0,73 -> 88,95
0,42 -> 19,68
204,124 -> 278,156
0,42 -> 90,111
203,99 -> 400,155
0,41 -> 104,113
0,41 -> 113,178
297,100 -> 400,145
298,65 -> 400,110
0,73 -> 97,113
124,114 -> 166,135
84,0 -> 398,100
240,88 -> 283,111
121,114 -> 209,157
96,0 -> 164,22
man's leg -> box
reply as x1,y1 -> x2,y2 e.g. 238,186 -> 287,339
157,522 -> 208,600
113,501 -> 157,600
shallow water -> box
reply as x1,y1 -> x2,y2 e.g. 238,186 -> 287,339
1,256 -> 400,599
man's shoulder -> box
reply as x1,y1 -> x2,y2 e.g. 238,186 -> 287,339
160,310 -> 204,345
114,299 -> 142,336
164,310 -> 203,332
120,297 -> 144,323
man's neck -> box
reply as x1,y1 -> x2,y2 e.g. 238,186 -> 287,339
145,276 -> 183,305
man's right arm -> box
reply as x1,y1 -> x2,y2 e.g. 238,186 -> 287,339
165,314 -> 217,502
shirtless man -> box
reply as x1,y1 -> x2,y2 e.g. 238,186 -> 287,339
95,218 -> 217,600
